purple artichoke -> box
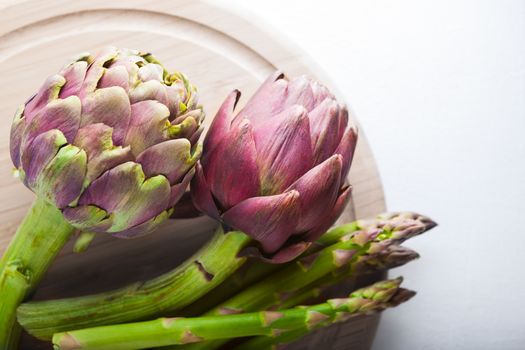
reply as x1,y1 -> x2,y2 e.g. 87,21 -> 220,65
192,71 -> 357,262
10,47 -> 204,238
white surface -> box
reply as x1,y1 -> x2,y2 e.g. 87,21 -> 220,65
219,1 -> 525,349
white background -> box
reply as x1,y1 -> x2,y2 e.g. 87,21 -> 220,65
221,1 -> 525,349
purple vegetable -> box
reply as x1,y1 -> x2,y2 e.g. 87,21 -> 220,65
192,71 -> 357,262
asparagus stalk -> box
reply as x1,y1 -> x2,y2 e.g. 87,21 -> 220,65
233,279 -> 416,350
211,215 -> 429,315
185,212 -> 430,318
276,245 -> 420,310
353,244 -> 420,275
233,247 -> 420,350
18,212 -> 430,339
0,198 -> 75,347
174,213 -> 434,350
179,220 -> 370,316
17,227 -> 251,340
52,278 -> 413,350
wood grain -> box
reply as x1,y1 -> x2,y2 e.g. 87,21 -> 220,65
0,1 -> 386,349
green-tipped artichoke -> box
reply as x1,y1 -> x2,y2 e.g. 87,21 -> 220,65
10,47 -> 204,237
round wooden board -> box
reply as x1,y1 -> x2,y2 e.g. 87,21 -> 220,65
0,1 -> 386,349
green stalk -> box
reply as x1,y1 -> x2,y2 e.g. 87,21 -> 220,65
178,261 -> 279,317
233,279 -> 415,350
273,245 -> 420,310
274,286 -> 323,311
0,197 -> 75,348
52,278 -> 412,350
175,214 -> 433,350
179,220 -> 367,316
180,213 -> 424,318
17,212 -> 411,338
226,246 -> 420,350
17,227 -> 251,340
232,247 -> 421,350
211,220 -> 426,315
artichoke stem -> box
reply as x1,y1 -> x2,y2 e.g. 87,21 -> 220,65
17,227 -> 252,340
0,197 -> 75,349
179,221 -> 364,317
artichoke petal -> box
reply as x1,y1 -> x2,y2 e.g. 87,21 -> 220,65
59,61 -> 88,99
204,120 -> 260,210
282,75 -> 317,111
80,86 -> 131,145
124,100 -> 170,156
78,162 -> 171,232
110,59 -> 140,88
165,83 -> 186,118
222,190 -> 300,253
21,129 -> 67,189
62,205 -> 113,232
136,139 -> 197,185
111,210 -> 171,239
74,124 -> 133,184
129,79 -> 169,107
190,163 -> 220,220
169,167 -> 195,207
10,105 -> 26,168
168,115 -> 198,140
138,63 -> 163,82
334,126 -> 358,180
234,71 -> 287,128
203,90 -> 239,156
36,144 -> 87,208
308,98 -> 343,164
286,154 -> 343,232
24,74 -> 65,120
24,96 -> 81,146
98,65 -> 130,92
254,105 -> 314,195
80,47 -> 118,95
304,185 -> 352,242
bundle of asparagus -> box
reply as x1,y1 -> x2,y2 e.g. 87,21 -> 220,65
0,48 -> 437,350
53,278 -> 415,350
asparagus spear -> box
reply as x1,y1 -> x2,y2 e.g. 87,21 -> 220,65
210,215 -> 429,315
179,220 -> 368,316
174,214 -> 433,350
276,245 -> 420,310
52,278 -> 413,350
18,212 -> 432,339
234,247 -> 420,350
219,246 -> 419,350
234,279 -> 415,350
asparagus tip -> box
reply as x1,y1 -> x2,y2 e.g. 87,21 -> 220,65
356,245 -> 420,273
389,288 -> 417,306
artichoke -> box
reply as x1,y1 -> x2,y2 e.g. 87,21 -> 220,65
0,47 -> 202,348
10,47 -> 203,237
192,71 -> 357,262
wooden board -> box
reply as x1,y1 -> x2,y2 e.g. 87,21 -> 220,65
0,1 -> 386,349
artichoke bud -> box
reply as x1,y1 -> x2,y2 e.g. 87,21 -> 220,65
10,47 -> 204,238
192,71 -> 358,262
